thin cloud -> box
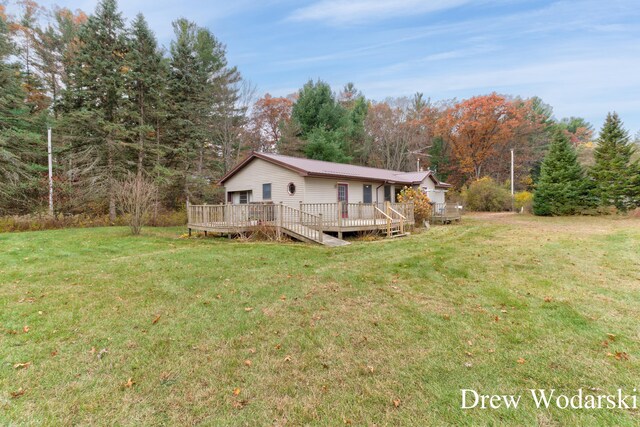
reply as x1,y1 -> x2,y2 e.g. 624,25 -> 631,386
288,0 -> 473,25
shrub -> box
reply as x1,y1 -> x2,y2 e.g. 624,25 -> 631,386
514,191 -> 533,213
114,174 -> 158,235
397,186 -> 432,225
462,177 -> 511,212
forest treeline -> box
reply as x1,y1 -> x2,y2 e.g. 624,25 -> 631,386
1,0 -> 638,218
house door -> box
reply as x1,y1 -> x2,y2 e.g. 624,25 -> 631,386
337,183 -> 348,218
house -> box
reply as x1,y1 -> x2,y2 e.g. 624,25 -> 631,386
186,153 -> 453,246
218,152 -> 451,207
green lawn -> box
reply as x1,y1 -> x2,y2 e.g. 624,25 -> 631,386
1,215 -> 640,426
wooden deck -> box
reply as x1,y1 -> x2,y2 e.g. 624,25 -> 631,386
431,203 -> 462,224
187,202 -> 414,245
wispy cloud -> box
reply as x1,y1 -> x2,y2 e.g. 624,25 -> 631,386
288,0 -> 473,25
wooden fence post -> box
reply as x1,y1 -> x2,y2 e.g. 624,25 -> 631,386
318,213 -> 323,243
337,201 -> 343,239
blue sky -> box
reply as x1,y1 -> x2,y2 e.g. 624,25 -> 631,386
7,0 -> 640,133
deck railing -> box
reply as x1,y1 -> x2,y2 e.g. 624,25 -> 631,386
187,201 -> 415,239
431,203 -> 462,223
281,204 -> 323,243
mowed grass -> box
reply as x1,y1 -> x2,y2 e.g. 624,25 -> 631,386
1,215 -> 640,426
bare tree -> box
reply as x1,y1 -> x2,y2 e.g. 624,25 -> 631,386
114,173 -> 157,235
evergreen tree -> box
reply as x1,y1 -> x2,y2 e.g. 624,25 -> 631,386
126,14 -> 167,177
60,0 -> 129,220
166,18 -> 241,203
0,5 -> 45,215
291,80 -> 345,136
533,129 -> 593,215
590,112 -> 639,211
303,128 -> 352,163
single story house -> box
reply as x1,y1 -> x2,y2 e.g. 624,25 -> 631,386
218,152 -> 451,207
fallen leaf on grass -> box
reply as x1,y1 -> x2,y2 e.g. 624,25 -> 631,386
284,355 -> 292,362
13,362 -> 31,370
464,362 -> 473,368
23,325 -> 30,333
10,388 -> 25,398
244,360 -> 252,367
614,352 -> 629,361
607,333 -> 616,341
244,307 -> 254,312
123,378 -> 135,388
97,348 -> 108,359
393,399 -> 401,408
233,388 -> 241,396
51,350 -> 58,357
152,314 -> 161,325
517,358 -> 526,364
543,296 -> 553,302
279,295 -> 287,301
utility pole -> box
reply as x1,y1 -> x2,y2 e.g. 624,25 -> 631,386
510,148 -> 515,212
48,127 -> 53,216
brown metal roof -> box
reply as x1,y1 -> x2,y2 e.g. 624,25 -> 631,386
218,152 -> 451,188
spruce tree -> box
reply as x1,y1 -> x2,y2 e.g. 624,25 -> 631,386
590,112 -> 639,211
60,0 -> 129,220
533,129 -> 593,215
126,14 -> 167,177
0,7 -> 44,214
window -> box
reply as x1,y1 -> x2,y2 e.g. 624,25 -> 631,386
363,185 -> 372,204
384,185 -> 391,202
239,191 -> 249,204
287,182 -> 296,195
227,192 -> 232,204
262,183 -> 272,200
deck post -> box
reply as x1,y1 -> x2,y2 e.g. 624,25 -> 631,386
188,228 -> 192,237
385,201 -> 391,237
186,199 -> 191,230
318,213 -> 323,243
337,201 -> 343,239
277,202 -> 283,239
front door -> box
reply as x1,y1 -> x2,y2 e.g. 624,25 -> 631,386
337,183 -> 348,218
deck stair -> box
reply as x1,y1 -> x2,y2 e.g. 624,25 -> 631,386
281,222 -> 350,247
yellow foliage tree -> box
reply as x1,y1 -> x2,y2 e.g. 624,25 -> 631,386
397,187 -> 432,225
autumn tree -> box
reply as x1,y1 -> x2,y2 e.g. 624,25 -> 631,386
249,93 -> 293,152
437,93 -> 528,184
365,98 -> 437,171
557,116 -> 594,146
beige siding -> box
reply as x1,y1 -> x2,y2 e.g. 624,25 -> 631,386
224,158 -> 305,207
419,177 -> 447,204
304,177 -> 393,204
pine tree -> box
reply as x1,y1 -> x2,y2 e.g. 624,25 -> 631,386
60,0 -> 129,220
533,129 -> 593,215
590,112 -> 639,211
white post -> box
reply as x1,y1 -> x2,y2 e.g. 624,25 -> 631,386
510,148 -> 515,212
48,127 -> 53,216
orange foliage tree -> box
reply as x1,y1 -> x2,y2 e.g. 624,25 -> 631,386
437,93 -> 526,181
249,93 -> 294,152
